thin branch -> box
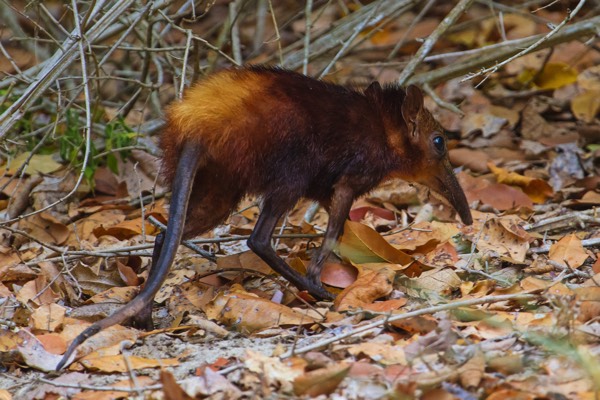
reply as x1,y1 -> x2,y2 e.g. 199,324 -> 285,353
408,14 -> 600,86
280,293 -> 539,358
397,0 -> 475,86
462,0 -> 587,84
303,0 -> 314,75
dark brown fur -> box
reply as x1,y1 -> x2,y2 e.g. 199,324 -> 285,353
57,66 -> 472,370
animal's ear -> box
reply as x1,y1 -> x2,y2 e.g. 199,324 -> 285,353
365,81 -> 382,99
401,85 -> 424,133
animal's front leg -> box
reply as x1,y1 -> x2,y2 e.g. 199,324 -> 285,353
306,184 -> 354,293
248,198 -> 334,300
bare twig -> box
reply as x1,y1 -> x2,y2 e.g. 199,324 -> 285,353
462,0 -> 587,85
0,0 -> 136,137
408,14 -> 600,86
303,0 -> 314,75
397,0 -> 475,86
280,293 -> 539,358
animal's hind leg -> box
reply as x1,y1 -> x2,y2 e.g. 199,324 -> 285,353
129,231 -> 165,330
130,180 -> 239,330
248,197 -> 334,300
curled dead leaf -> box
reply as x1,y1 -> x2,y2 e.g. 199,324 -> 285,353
334,266 -> 396,311
488,163 -> 553,204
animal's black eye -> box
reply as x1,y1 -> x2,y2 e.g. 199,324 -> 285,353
432,135 -> 446,154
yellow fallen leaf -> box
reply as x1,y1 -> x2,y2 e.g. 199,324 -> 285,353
571,89 -> 600,123
488,163 -> 553,204
3,152 -> 62,175
533,62 -> 578,90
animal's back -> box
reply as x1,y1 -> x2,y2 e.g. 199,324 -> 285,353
160,67 -> 386,201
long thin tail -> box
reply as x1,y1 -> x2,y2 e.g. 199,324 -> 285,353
57,144 -> 202,370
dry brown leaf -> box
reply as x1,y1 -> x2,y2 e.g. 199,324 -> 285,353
217,250 -> 273,276
178,366 -> 243,399
17,329 -> 64,372
38,261 -> 78,303
488,163 -> 553,203
72,376 -> 156,400
449,148 -> 492,173
59,320 -> 138,363
362,298 -> 407,313
31,303 -> 66,331
593,256 -> 600,275
420,242 -> 460,268
574,287 -> 600,323
346,342 -> 406,365
472,217 -> 530,263
0,329 -> 22,353
71,262 -> 126,296
334,266 -> 396,311
2,152 -> 62,175
459,173 -> 533,211
205,289 -> 320,333
87,286 -> 138,305
78,354 -> 178,372
390,314 -> 438,334
160,369 -> 194,400
461,112 -> 507,137
459,348 -> 485,389
387,221 -> 459,253
18,213 -> 70,245
293,362 -> 351,397
28,372 -> 90,400
16,274 -> 59,306
66,209 -> 126,246
549,234 -> 589,268
179,281 -> 215,311
401,268 -> 461,300
245,349 -> 303,391
349,206 -> 395,223
115,257 -> 142,286
155,269 -> 196,303
571,89 -> 600,123
320,261 -> 358,289
36,333 -> 67,355
0,257 -> 38,282
93,217 -> 159,240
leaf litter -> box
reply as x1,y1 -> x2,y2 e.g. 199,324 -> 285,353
1,2 -> 600,399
